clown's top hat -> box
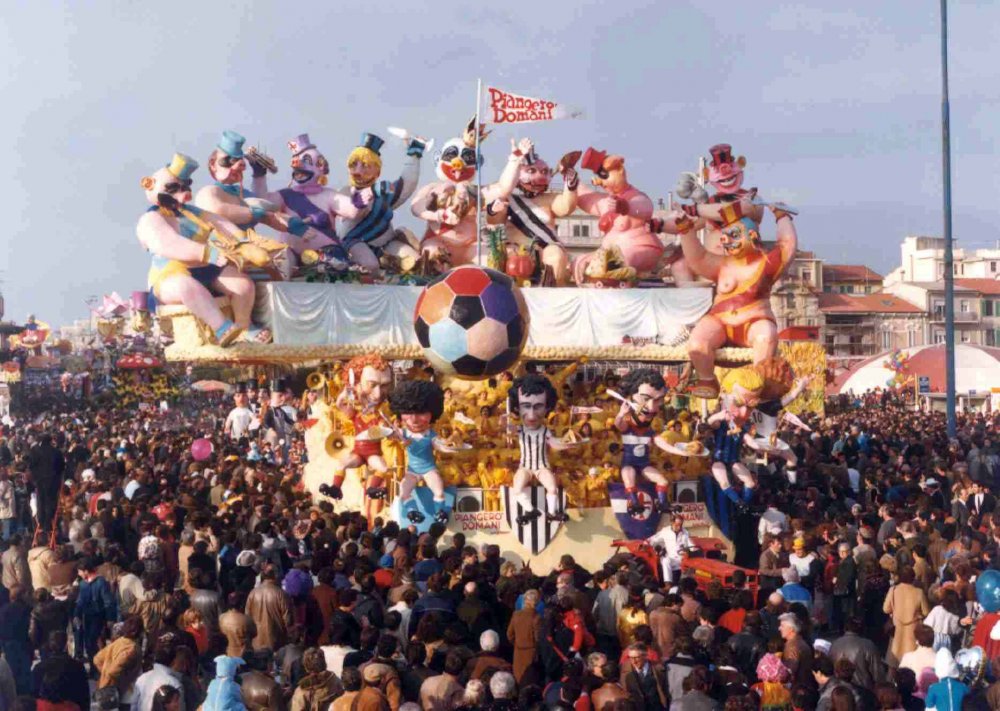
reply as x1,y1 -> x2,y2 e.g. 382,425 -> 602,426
218,130 -> 246,159
166,153 -> 199,181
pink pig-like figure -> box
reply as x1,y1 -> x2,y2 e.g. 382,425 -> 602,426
574,148 -> 694,285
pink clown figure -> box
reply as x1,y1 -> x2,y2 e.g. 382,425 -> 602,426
336,131 -> 429,273
490,143 -> 579,285
137,154 -> 268,346
410,118 -> 525,266
388,379 -> 450,524
612,368 -> 672,517
256,134 -> 361,265
194,130 -> 286,235
672,144 -> 765,254
573,149 -> 691,285
506,374 -> 572,526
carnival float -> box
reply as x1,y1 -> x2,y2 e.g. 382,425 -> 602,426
141,95 -> 825,569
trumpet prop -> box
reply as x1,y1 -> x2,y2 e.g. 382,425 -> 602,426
306,371 -> 327,391
245,145 -> 278,174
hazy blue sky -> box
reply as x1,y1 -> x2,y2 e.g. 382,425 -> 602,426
1,1 -> 997,326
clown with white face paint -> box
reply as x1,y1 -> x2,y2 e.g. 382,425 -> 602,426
136,153 -> 267,346
255,134 -> 361,263
410,118 -> 526,267
388,379 -> 451,524
506,373 -> 571,525
613,369 -> 672,516
335,131 -> 429,274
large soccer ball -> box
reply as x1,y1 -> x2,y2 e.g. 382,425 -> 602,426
414,265 -> 529,379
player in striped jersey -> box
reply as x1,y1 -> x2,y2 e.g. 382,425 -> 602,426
507,374 -> 572,525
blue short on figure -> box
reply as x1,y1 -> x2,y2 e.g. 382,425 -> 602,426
388,380 -> 450,524
613,368 -> 671,517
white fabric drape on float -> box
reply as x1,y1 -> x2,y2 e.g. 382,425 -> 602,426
265,283 -> 712,349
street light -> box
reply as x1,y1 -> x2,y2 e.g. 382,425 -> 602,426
941,0 -> 957,437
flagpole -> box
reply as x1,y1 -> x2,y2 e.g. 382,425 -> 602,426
475,78 -> 483,265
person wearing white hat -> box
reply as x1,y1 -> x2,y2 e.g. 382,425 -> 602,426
924,647 -> 969,710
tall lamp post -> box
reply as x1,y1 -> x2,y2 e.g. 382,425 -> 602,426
941,0 -> 957,436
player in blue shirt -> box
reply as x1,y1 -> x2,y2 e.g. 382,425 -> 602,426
389,380 -> 450,524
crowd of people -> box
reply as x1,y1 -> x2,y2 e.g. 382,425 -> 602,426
0,375 -> 997,711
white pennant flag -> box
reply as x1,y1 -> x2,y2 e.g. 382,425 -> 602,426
486,86 -> 585,125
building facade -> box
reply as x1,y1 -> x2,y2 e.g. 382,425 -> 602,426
883,281 -> 986,346
818,293 -> 926,358
770,249 -> 825,336
822,264 -> 883,294
885,235 -> 1000,285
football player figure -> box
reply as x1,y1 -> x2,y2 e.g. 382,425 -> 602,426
507,374 -> 572,525
388,380 -> 450,524
614,368 -> 671,517
322,355 -> 393,501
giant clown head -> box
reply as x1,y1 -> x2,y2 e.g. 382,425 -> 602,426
435,117 -> 488,184
287,133 -> 330,189
208,130 -> 247,186
704,143 -> 746,196
517,148 -> 552,197
345,354 -> 393,410
620,368 -> 667,426
719,217 -> 762,260
140,153 -> 198,208
508,373 -> 557,430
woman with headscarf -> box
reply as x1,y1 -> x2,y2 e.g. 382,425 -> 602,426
507,588 -> 541,685
752,653 -> 793,711
290,647 -> 344,711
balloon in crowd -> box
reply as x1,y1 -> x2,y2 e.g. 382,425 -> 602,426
976,569 -> 1000,613
190,437 -> 214,462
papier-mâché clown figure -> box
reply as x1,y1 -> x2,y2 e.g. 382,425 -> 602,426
410,118 -> 524,267
257,134 -> 361,263
136,154 -> 272,345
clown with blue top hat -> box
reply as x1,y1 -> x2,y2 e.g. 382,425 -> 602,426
137,151 -> 274,347
194,129 -> 288,238
335,127 -> 431,274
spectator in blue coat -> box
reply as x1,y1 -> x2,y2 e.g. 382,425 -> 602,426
74,556 -> 117,661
